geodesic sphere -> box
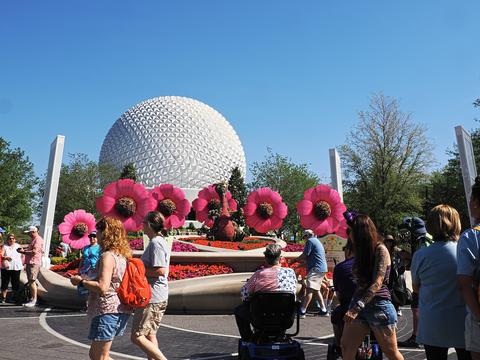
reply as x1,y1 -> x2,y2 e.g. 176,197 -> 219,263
99,96 -> 246,189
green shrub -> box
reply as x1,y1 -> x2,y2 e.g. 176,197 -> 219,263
50,256 -> 68,265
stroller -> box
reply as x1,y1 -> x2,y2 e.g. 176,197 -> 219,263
237,292 -> 305,360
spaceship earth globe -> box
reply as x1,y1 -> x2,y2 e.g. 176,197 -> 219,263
99,96 -> 247,190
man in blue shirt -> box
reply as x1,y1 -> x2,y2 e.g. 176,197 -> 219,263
291,229 -> 328,317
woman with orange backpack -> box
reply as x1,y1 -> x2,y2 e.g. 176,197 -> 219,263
70,217 -> 133,360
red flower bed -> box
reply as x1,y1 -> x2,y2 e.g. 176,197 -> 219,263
51,258 -> 233,281
168,263 -> 233,281
182,239 -> 272,251
50,258 -> 81,272
283,243 -> 304,252
129,238 -> 144,250
172,241 -> 200,252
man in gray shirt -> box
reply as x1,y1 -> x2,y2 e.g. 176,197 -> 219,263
131,211 -> 171,360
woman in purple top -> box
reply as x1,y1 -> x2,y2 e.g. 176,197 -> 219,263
341,215 -> 403,360
331,237 -> 355,349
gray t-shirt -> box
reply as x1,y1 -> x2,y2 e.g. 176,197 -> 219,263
141,236 -> 170,303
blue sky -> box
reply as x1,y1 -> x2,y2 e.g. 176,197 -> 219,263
1,1 -> 479,181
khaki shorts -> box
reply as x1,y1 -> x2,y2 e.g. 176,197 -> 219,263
305,269 -> 326,291
26,264 -> 40,282
465,312 -> 480,352
132,302 -> 167,337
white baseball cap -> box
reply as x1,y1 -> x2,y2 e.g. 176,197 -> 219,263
24,225 -> 38,233
303,229 -> 314,237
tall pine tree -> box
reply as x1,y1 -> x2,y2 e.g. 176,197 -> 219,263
228,166 -> 247,226
119,163 -> 137,182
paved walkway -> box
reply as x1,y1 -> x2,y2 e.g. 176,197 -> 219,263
0,303 -> 455,359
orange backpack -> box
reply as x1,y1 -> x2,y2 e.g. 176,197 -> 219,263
117,257 -> 151,308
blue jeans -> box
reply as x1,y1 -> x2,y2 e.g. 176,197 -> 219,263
355,298 -> 397,330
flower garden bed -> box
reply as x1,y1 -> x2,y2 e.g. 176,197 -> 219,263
282,243 -> 305,252
168,263 -> 233,281
172,241 -> 200,252
129,237 -> 144,250
50,258 -> 232,281
179,236 -> 273,251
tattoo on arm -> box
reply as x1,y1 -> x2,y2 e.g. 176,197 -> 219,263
352,245 -> 390,313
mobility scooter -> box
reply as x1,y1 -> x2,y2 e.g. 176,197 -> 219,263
237,291 -> 305,360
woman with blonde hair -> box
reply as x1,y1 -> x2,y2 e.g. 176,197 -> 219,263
412,205 -> 470,360
70,217 -> 133,360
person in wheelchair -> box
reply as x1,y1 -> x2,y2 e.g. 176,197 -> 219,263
331,237 -> 356,350
234,243 -> 297,341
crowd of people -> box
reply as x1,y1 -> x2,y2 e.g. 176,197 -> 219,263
236,177 -> 480,360
0,225 -> 44,307
2,179 -> 480,359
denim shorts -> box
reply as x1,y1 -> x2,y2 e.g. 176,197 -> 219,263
355,298 -> 397,330
88,313 -> 130,341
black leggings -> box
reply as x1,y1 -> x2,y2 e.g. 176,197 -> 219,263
1,269 -> 21,291
234,302 -> 253,341
424,344 -> 471,360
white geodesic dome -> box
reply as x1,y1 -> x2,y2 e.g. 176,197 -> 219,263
99,96 -> 246,190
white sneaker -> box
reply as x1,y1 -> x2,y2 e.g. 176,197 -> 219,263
397,310 -> 403,317
23,300 -> 37,308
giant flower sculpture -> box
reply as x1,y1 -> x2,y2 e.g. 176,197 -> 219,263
336,218 -> 348,239
58,210 -> 96,249
96,179 -> 156,232
296,184 -> 346,236
192,184 -> 237,227
150,184 -> 191,229
243,187 -> 287,233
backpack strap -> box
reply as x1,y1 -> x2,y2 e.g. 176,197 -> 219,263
106,251 -> 122,290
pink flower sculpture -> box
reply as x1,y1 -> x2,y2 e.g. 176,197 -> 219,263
58,210 -> 96,249
192,184 -> 237,227
243,187 -> 287,233
296,184 -> 347,236
336,218 -> 348,239
150,184 -> 191,229
96,179 -> 156,232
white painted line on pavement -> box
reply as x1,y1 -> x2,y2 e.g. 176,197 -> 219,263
160,323 -> 241,339
41,309 -> 239,360
183,354 -> 237,360
0,316 -> 39,320
45,313 -> 87,318
39,308 -> 146,360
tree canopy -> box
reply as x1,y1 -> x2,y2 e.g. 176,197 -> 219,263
0,138 -> 38,228
37,153 -> 119,226
425,125 -> 480,229
228,166 -> 247,226
249,149 -> 320,239
341,94 -> 433,234
119,162 -> 137,182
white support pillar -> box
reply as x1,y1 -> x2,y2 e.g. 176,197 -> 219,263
455,126 -> 478,226
329,148 -> 343,201
40,135 -> 65,268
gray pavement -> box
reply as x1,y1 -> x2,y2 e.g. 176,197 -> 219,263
0,303 -> 457,360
